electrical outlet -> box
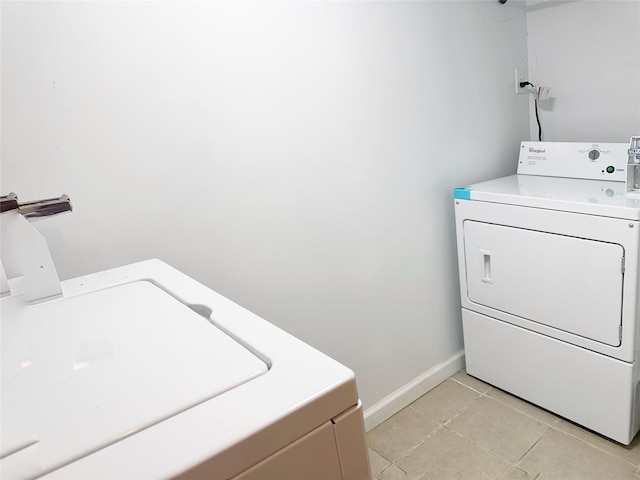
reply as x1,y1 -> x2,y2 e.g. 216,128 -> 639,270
515,68 -> 527,94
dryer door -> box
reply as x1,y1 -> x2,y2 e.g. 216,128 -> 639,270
463,220 -> 624,346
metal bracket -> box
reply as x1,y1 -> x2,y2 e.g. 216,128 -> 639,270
0,193 -> 72,303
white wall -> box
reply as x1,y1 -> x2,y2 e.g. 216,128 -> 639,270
526,0 -> 640,142
1,1 -> 529,411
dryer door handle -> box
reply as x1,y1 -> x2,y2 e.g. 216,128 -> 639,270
480,249 -> 492,284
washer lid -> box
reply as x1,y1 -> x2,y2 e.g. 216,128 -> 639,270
1,280 -> 268,478
457,174 -> 640,220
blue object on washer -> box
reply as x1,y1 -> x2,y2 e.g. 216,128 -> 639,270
454,187 -> 472,200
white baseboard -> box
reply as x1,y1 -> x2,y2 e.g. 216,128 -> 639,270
363,350 -> 465,432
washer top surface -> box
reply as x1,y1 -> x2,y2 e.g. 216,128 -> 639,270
456,174 -> 640,220
1,260 -> 357,479
1,281 -> 268,475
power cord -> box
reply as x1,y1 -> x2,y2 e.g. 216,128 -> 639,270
520,81 -> 543,141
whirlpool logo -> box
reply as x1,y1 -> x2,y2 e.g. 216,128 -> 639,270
528,148 -> 546,154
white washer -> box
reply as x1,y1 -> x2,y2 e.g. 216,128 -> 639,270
1,260 -> 371,479
454,141 -> 640,445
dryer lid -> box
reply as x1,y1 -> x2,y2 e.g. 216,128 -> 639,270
1,280 -> 268,477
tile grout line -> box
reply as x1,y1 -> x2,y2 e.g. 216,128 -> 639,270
440,389 -> 485,425
367,407 -> 447,466
516,423 -> 552,464
548,423 -> 640,469
440,424 -> 517,467
388,423 -> 446,465
479,389 -> 560,430
506,466 -> 533,479
367,401 -> 446,466
367,447 -> 393,476
379,461 -> 410,479
406,380 -> 485,445
410,398 -> 478,429
391,424 -> 513,480
449,376 -> 491,395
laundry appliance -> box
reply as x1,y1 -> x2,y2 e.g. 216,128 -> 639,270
454,140 -> 640,444
0,193 -> 371,479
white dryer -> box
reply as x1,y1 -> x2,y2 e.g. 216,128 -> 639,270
454,141 -> 640,445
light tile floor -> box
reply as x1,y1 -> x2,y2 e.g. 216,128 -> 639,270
367,369 -> 640,480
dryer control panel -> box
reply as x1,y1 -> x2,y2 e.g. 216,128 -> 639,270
517,141 -> 628,182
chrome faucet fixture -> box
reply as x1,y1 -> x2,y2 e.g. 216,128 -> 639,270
1,192 -> 72,219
